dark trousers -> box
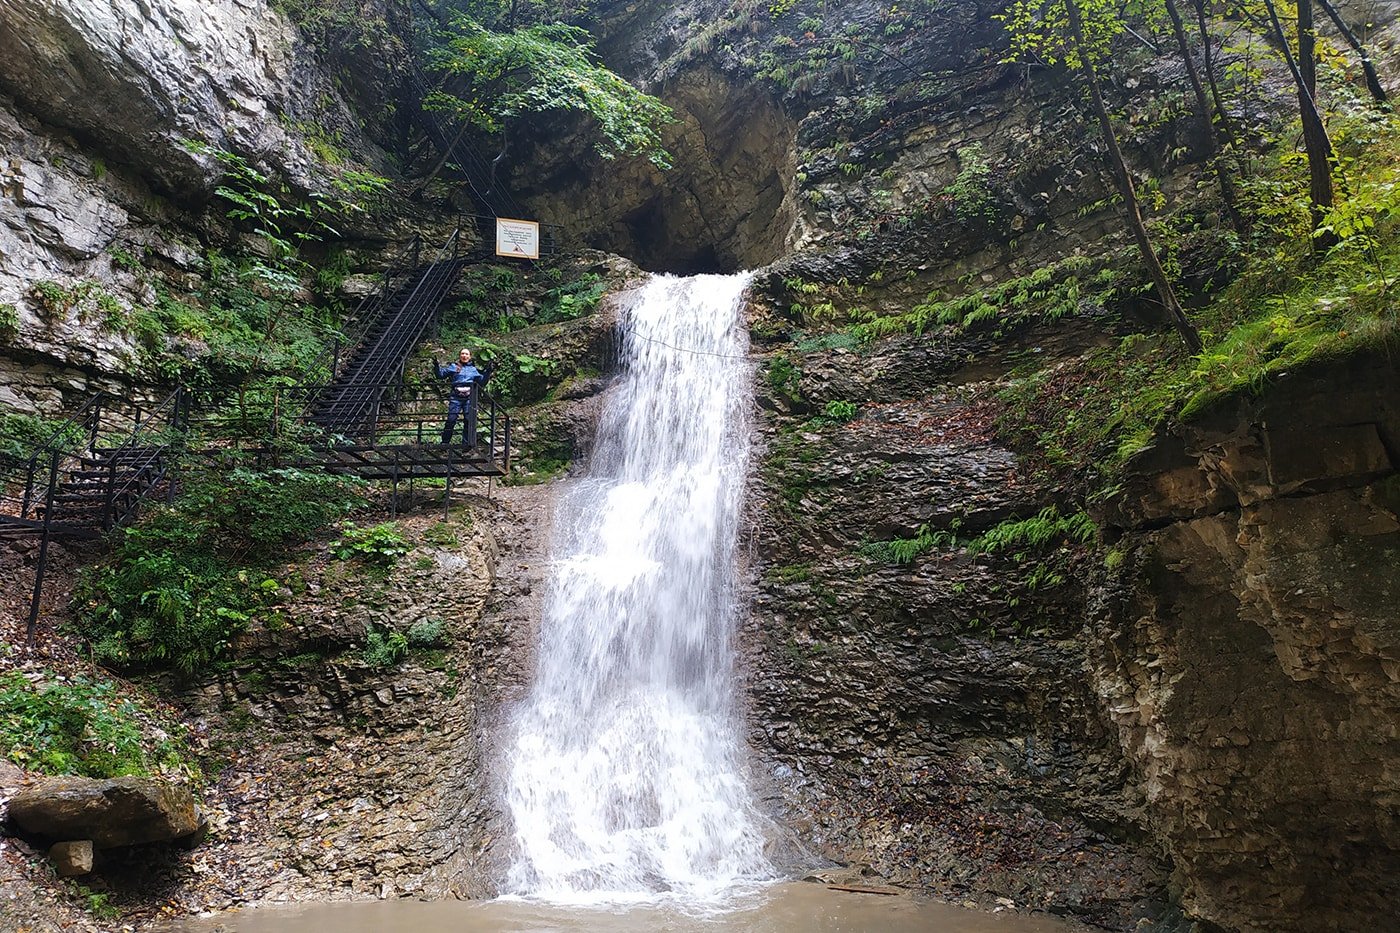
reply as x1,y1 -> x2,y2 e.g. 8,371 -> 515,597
442,395 -> 477,447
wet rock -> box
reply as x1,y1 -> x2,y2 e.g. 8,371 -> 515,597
0,0 -> 362,198
9,776 -> 202,848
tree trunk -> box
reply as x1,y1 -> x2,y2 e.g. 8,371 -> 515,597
1164,0 -> 1244,232
1316,0 -> 1389,104
1064,0 -> 1203,352
1261,0 -> 1335,228
1191,0 -> 1239,150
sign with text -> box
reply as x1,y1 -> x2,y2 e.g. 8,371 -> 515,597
495,217 -> 541,260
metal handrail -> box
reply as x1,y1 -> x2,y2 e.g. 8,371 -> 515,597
95,386 -> 186,530
196,376 -> 509,463
302,243 -> 417,384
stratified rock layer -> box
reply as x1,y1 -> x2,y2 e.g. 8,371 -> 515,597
1093,351 -> 1400,933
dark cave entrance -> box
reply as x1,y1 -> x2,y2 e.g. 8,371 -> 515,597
511,67 -> 799,275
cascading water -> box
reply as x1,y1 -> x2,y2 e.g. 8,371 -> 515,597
503,273 -> 772,904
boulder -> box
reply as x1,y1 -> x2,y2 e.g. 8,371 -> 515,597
8,776 -> 202,848
48,840 -> 94,877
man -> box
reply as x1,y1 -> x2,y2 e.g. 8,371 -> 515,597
435,348 -> 491,448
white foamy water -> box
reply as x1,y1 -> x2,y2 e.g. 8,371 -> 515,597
503,274 -> 771,905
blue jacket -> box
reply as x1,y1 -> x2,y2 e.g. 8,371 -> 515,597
437,361 -> 486,387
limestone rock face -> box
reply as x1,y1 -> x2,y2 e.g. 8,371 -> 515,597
742,316 -> 1166,927
1093,352 -> 1400,933
511,65 -> 799,273
0,1 -> 385,410
8,776 -> 203,848
0,0 -> 350,198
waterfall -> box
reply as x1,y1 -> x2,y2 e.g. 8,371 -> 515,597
503,273 -> 771,904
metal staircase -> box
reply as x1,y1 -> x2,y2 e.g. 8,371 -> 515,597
307,239 -> 467,440
1,388 -> 187,642
193,225 -> 511,488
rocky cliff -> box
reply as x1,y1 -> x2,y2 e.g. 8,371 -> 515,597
2,0 -> 1399,931
0,0 -> 398,412
1092,352 -> 1400,932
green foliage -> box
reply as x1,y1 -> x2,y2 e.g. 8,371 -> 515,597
821,399 -> 857,422
332,521 -> 410,565
861,521 -> 963,564
362,626 -> 410,667
74,468 -> 364,677
792,328 -> 860,352
766,353 -> 803,402
428,19 -> 675,168
26,280 -> 124,326
861,508 -> 1095,567
965,507 -> 1096,556
73,885 -> 120,921
273,0 -> 406,54
540,272 -> 607,323
996,0 -> 1145,70
0,671 -> 200,780
0,302 -> 17,340
0,411 -> 77,465
108,244 -> 143,272
407,618 -> 446,647
854,256 -> 1112,340
28,280 -> 71,317
183,141 -> 338,261
944,143 -> 996,223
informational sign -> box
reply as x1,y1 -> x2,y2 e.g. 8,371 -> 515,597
495,217 -> 541,260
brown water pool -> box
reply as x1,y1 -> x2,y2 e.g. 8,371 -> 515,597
170,882 -> 1083,932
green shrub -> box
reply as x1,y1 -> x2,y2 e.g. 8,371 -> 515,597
332,521 -> 410,565
74,467 -> 363,676
861,522 -> 962,564
0,411 -> 81,465
944,142 -> 997,223
407,618 -> 446,647
822,399 -> 857,422
540,272 -> 607,324
0,302 -> 18,339
965,506 -> 1096,556
0,671 -> 199,780
362,627 -> 409,667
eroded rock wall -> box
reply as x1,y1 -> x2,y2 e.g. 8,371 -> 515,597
0,0 -> 388,411
1092,353 -> 1400,933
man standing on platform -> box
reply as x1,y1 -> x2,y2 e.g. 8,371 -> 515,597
435,348 -> 491,449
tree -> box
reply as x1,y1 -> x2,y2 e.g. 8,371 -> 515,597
1259,0 -> 1337,233
1189,0 -> 1238,151
425,17 -> 674,169
1315,0 -> 1388,105
1161,0 -> 1243,231
1000,0 -> 1203,351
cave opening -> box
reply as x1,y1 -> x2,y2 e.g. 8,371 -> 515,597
510,67 -> 799,275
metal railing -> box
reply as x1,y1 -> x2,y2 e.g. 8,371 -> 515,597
0,392 -> 107,529
92,386 -> 188,531
1,387 -> 188,644
306,227 -> 465,438
194,377 -> 509,465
